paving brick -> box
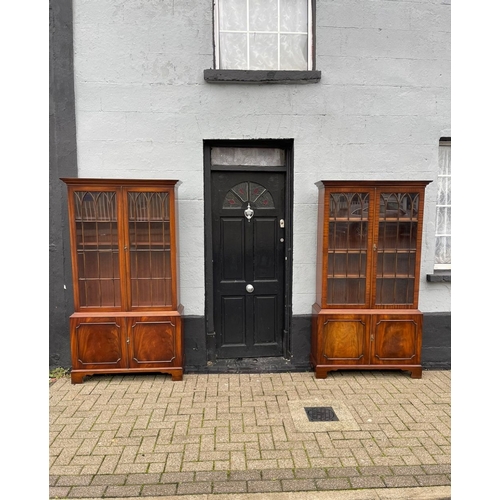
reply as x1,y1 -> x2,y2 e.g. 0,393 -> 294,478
316,478 -> 351,490
213,480 -> 248,493
248,479 -> 282,493
383,475 -> 420,487
349,475 -> 386,488
56,474 -> 93,486
294,468 -> 328,479
49,486 -> 71,497
141,483 -> 178,496
91,474 -> 127,486
125,473 -> 161,484
282,478 -> 317,491
68,485 -> 107,497
103,485 -> 142,497
261,468 -> 295,480
176,481 -> 212,495
416,474 -> 451,486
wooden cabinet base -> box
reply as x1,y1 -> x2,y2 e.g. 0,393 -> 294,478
70,367 -> 183,384
69,312 -> 184,384
311,306 -> 423,379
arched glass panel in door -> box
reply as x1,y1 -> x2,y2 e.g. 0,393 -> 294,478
222,181 -> 275,209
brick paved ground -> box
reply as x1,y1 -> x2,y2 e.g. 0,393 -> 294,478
49,370 -> 451,498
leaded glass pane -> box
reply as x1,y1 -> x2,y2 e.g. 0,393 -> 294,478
223,191 -> 244,208
254,191 -> 274,208
249,183 -> 266,202
232,182 -> 249,202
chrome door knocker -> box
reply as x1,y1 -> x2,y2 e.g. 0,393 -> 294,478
244,203 -> 254,222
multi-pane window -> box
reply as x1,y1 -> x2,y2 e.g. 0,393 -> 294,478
434,140 -> 451,269
214,0 -> 313,71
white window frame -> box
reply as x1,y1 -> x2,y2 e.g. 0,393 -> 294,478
434,139 -> 451,270
214,0 -> 313,71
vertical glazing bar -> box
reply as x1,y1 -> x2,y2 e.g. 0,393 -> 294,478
246,0 -> 250,69
214,0 -> 220,68
277,0 -> 281,70
308,0 -> 313,70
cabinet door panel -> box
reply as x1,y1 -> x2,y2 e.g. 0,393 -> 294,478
128,316 -> 181,368
70,317 -> 127,369
320,315 -> 370,365
371,314 -> 422,365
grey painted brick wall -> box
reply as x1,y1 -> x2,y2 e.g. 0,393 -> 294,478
71,0 -> 451,318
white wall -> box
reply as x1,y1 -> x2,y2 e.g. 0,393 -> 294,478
73,0 -> 451,315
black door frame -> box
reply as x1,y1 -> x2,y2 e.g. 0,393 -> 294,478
203,139 -> 294,365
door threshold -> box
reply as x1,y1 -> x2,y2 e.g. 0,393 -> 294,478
186,357 -> 311,374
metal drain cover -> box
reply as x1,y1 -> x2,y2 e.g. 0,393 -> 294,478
304,406 -> 339,422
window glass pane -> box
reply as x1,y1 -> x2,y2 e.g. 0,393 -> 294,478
217,0 -> 311,70
280,34 -> 308,70
249,0 -> 278,31
434,142 -> 451,267
211,147 -> 285,166
249,33 -> 279,70
220,33 -> 247,69
219,0 -> 247,31
281,0 -> 308,32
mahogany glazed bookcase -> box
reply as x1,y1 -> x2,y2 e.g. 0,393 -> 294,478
62,179 -> 184,384
311,180 -> 430,379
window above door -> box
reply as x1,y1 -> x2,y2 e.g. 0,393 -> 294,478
204,0 -> 321,84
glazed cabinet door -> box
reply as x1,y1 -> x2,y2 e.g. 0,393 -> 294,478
67,187 -> 125,311
70,316 -> 128,370
127,316 -> 183,369
124,187 -> 177,311
322,189 -> 374,308
373,187 -> 425,308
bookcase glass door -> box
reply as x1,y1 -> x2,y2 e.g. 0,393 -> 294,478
375,192 -> 419,305
74,191 -> 121,308
326,192 -> 370,306
127,191 -> 173,307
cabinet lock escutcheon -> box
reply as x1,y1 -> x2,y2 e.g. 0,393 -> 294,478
370,334 -> 374,342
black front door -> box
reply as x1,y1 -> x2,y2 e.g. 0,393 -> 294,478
211,171 -> 286,358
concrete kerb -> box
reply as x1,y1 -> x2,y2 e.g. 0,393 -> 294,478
66,485 -> 451,499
